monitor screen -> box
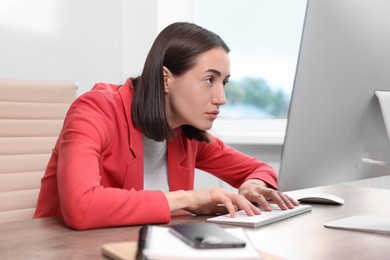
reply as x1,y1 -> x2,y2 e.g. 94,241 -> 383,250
278,0 -> 390,191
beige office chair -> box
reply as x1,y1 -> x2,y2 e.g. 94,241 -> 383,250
0,79 -> 77,223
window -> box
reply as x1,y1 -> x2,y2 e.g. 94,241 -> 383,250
193,0 -> 307,144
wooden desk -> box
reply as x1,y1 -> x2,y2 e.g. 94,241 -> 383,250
0,185 -> 389,260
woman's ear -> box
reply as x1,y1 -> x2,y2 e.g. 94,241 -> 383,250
163,66 -> 170,93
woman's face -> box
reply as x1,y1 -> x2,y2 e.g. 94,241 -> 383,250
164,47 -> 230,130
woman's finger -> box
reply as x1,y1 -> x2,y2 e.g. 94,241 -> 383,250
225,192 -> 261,216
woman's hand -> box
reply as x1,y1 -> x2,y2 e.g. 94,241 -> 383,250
238,179 -> 299,211
165,187 -> 260,217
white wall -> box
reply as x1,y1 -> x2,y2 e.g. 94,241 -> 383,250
121,0 -> 158,84
0,0 -> 122,93
0,0 -> 193,94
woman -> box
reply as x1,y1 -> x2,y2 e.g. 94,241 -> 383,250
34,22 -> 298,230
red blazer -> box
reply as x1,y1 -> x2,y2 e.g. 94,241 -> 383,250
34,79 -> 277,230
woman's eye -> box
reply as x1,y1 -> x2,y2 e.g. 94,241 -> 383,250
223,80 -> 229,87
205,77 -> 214,85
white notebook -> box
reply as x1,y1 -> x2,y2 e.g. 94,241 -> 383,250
324,215 -> 390,234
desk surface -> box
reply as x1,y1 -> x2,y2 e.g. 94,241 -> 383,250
1,185 -> 390,260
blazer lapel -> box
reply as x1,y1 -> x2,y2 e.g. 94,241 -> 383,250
118,80 -> 144,190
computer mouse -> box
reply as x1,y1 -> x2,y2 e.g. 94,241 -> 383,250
297,193 -> 344,205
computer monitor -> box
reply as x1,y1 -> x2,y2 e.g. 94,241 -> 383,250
278,0 -> 390,191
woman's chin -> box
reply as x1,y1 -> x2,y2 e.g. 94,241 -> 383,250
197,122 -> 214,131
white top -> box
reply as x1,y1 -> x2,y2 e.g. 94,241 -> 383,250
142,134 -> 169,191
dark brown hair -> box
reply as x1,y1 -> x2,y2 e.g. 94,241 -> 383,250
131,22 -> 230,143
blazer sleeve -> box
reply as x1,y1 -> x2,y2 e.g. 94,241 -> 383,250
56,91 -> 171,230
195,135 -> 278,189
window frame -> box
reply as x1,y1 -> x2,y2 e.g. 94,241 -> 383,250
210,118 -> 287,145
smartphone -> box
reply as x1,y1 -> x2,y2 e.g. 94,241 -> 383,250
169,223 -> 246,249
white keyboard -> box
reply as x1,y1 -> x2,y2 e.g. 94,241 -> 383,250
207,204 -> 312,228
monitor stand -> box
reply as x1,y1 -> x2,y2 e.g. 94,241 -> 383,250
376,90 -> 390,144
360,91 -> 390,170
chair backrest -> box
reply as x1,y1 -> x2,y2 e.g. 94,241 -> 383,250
0,79 -> 77,223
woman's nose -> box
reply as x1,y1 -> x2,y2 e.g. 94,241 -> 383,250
212,84 -> 227,105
